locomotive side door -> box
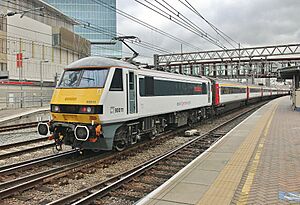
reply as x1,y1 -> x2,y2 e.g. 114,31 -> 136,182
208,82 -> 211,103
127,71 -> 137,114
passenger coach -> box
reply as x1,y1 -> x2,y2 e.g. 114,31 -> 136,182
38,57 -> 288,151
38,57 -> 212,151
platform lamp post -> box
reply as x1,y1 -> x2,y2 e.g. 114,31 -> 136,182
19,57 -> 29,108
40,60 -> 49,107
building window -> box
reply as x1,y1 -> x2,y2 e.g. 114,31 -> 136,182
0,63 -> 7,71
0,18 -> 7,31
0,39 -> 3,53
0,38 -> 6,54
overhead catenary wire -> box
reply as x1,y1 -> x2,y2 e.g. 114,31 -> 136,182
178,0 -> 241,48
134,0 -> 228,50
0,23 -> 88,57
2,0 -> 194,50
152,0 -> 228,49
0,1 -> 171,56
91,0 -> 202,51
0,28 -> 153,61
76,19 -> 172,54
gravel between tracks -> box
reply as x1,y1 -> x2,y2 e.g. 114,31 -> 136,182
0,128 -> 39,146
0,145 -> 71,167
6,136 -> 192,204
2,104 -> 262,204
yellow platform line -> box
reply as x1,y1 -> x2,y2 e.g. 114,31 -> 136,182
236,104 -> 278,205
197,102 -> 278,205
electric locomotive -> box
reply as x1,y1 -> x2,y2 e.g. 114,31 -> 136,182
38,57 -> 289,151
38,57 -> 212,151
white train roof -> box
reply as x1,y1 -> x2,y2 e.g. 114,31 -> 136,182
65,56 -> 137,69
138,68 -> 211,82
65,57 -> 210,82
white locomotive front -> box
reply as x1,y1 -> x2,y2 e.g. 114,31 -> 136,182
38,57 -> 212,151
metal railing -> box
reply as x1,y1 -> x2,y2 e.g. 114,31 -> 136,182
0,90 -> 53,110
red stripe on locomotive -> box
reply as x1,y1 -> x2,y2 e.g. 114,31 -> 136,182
246,87 -> 249,100
215,83 -> 220,105
194,86 -> 202,92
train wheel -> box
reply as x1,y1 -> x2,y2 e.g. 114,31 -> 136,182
92,149 -> 102,153
114,140 -> 126,152
187,119 -> 193,127
149,128 -> 158,140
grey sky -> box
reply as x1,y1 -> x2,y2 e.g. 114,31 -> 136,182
117,0 -> 300,64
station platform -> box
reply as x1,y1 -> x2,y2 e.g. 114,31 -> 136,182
138,96 -> 300,205
0,107 -> 49,125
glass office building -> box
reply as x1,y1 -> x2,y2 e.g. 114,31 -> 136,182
45,0 -> 122,58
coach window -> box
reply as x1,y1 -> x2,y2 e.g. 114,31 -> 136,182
110,68 -> 123,91
202,83 -> 207,94
145,76 -> 154,96
139,78 -> 145,96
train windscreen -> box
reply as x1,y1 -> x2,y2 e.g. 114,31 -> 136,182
58,69 -> 109,88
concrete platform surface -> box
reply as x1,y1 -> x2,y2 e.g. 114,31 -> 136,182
138,96 -> 300,205
0,106 -> 49,124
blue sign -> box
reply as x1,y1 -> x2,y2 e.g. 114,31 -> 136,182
279,191 -> 300,202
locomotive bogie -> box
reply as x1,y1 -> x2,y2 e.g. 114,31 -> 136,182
38,57 -> 289,151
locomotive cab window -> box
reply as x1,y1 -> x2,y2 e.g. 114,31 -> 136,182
110,68 -> 123,91
58,69 -> 108,88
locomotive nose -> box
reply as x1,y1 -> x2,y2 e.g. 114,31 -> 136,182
38,123 -> 49,136
74,125 -> 90,141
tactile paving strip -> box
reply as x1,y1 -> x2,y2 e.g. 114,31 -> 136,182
232,97 -> 300,205
197,101 -> 279,205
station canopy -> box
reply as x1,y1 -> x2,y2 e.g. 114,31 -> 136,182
278,66 -> 300,79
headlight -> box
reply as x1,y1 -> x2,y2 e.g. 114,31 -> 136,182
54,105 -> 60,112
51,105 -> 60,112
86,107 -> 92,113
37,123 -> 49,136
80,106 -> 94,113
74,125 -> 89,141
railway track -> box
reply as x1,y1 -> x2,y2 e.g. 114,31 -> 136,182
0,149 -> 78,172
49,102 -> 261,205
0,101 -> 266,204
0,132 -> 176,201
0,121 -> 47,133
0,150 -> 108,195
0,137 -> 53,160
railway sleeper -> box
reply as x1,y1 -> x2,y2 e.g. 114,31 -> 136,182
165,158 -> 191,164
148,172 -> 173,179
120,183 -> 154,193
158,162 -> 185,168
173,154 -> 196,160
151,166 -> 179,173
109,190 -> 145,200
96,196 -> 132,205
138,178 -> 165,186
177,150 -> 196,155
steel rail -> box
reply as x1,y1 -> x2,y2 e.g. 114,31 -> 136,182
0,101 -> 267,202
0,136 -> 49,150
0,149 -> 78,173
0,151 -> 113,199
0,142 -> 55,160
50,103 -> 262,205
0,120 -> 48,133
0,127 -> 185,199
0,152 -> 90,191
